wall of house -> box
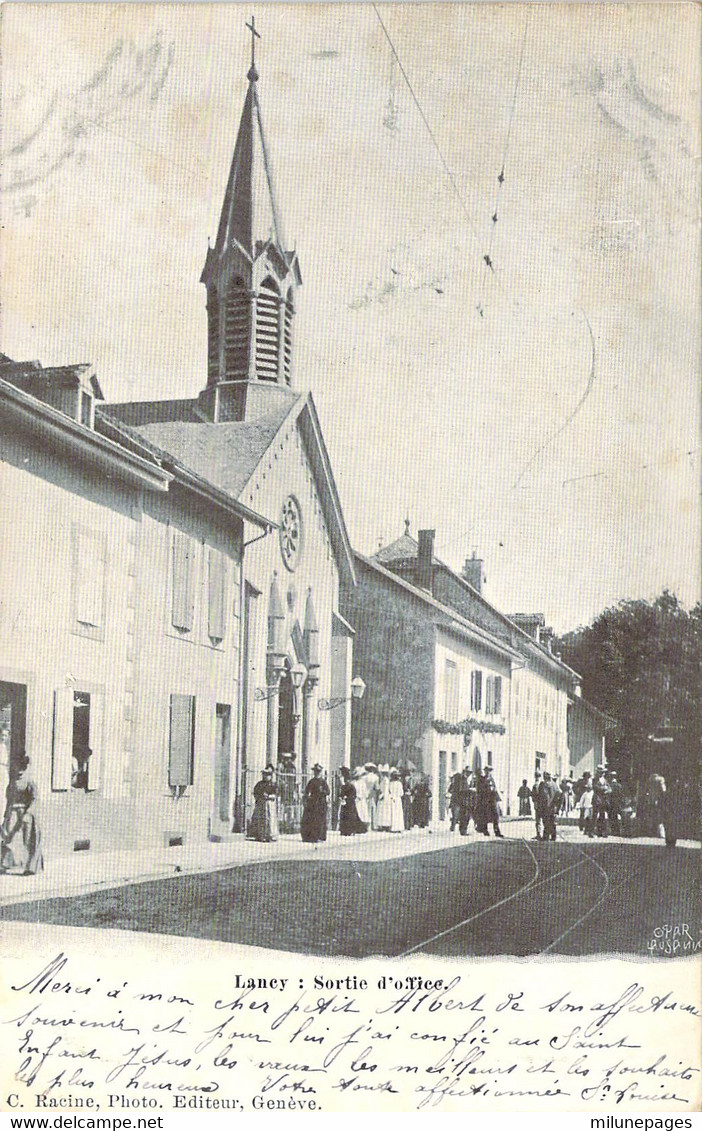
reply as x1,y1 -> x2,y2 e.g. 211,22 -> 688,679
0,424 -> 245,856
431,631 -> 511,821
237,416 -> 341,817
340,563 -> 436,772
568,698 -> 605,781
129,484 -> 243,848
510,657 -> 571,801
0,427 -> 139,855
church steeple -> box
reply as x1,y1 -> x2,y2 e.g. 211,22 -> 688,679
200,18 -> 301,423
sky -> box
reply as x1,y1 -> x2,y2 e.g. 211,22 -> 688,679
1,2 -> 700,633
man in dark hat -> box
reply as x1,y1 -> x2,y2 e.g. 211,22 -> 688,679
448,769 -> 466,832
477,766 -> 504,838
537,771 -> 560,841
532,771 -> 544,839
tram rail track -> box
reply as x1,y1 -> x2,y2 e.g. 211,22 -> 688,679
398,831 -> 624,958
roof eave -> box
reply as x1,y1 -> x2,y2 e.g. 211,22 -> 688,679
356,553 -> 518,661
0,379 -> 171,492
298,396 -> 356,586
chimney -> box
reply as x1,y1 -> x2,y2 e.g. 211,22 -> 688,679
462,550 -> 484,595
417,529 -> 435,593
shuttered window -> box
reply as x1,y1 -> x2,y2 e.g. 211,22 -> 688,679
208,549 -> 228,642
169,694 -> 195,788
225,277 -> 250,380
73,528 -> 105,628
444,659 -> 459,721
256,277 -> 280,382
172,531 -> 196,632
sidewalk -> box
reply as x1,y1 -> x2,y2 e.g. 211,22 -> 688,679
0,819 -> 696,908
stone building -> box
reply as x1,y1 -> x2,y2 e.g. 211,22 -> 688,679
341,525 -> 601,819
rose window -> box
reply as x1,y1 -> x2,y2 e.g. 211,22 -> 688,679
279,495 -> 303,571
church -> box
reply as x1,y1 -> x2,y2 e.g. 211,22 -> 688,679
105,35 -> 357,830
0,31 -> 356,858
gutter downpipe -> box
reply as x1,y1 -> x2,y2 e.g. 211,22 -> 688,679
235,521 -> 276,832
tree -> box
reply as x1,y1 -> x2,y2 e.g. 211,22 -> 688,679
558,592 -> 701,785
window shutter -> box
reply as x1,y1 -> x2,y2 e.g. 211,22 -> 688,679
172,532 -> 195,631
87,691 -> 104,791
169,694 -> 195,787
475,671 -> 482,713
52,688 -> 74,791
74,530 -> 105,627
208,550 -> 227,641
494,676 -> 502,716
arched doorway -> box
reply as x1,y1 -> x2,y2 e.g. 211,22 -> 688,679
277,663 -> 295,758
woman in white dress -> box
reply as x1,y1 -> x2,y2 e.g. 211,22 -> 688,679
388,769 -> 405,833
364,763 -> 379,829
375,765 -> 392,830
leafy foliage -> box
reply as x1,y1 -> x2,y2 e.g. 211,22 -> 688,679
557,592 -> 701,783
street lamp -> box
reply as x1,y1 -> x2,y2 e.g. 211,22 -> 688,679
291,663 -> 307,726
256,662 -> 307,703
318,675 -> 366,712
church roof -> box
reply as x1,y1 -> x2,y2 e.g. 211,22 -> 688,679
106,391 -> 356,585
124,401 -> 295,499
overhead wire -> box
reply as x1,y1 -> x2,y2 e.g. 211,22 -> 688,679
372,3 -> 506,315
438,308 -> 598,560
477,10 -> 531,314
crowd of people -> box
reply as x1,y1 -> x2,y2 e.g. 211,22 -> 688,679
518,766 -> 631,840
247,762 -> 433,843
447,765 -> 504,838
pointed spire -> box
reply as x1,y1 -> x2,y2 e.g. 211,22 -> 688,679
212,22 -> 285,260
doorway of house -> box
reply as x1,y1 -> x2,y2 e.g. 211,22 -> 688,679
213,703 -> 232,829
0,680 -> 27,783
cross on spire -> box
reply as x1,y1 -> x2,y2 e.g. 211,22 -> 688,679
246,15 -> 261,82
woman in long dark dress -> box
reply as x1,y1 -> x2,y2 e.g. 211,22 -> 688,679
248,768 -> 279,842
412,775 -> 432,828
338,766 -> 366,836
301,764 -> 329,842
1,754 -> 43,875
